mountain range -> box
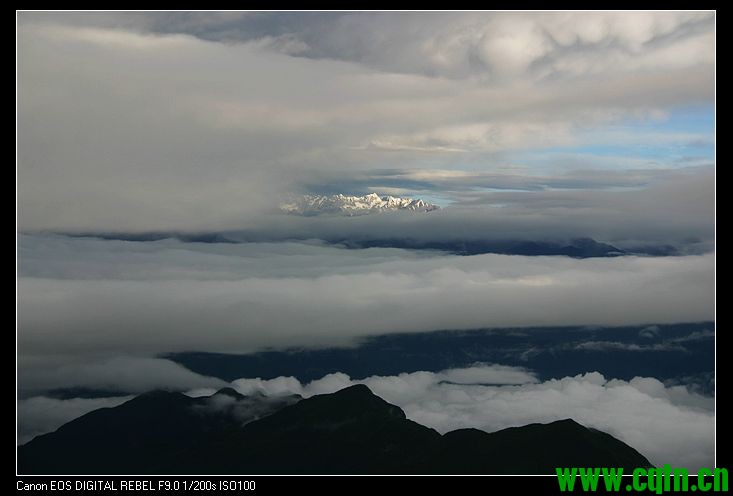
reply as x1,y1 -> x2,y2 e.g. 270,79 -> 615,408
280,193 -> 440,216
336,236 -> 625,257
18,384 -> 652,474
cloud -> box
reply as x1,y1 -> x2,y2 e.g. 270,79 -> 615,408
47,163 -> 705,254
225,366 -> 714,470
18,356 -> 227,396
17,13 -> 713,232
669,330 -> 715,342
284,165 -> 714,252
18,235 -> 713,365
639,325 -> 661,339
103,12 -> 713,82
18,234 -> 434,281
190,392 -> 301,425
573,341 -> 687,352
17,396 -> 133,444
364,121 -> 576,153
343,165 -> 710,193
229,364 -> 539,398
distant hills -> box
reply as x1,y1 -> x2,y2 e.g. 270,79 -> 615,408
62,231 -> 631,258
335,236 -> 625,257
19,385 -> 652,474
165,323 -> 714,387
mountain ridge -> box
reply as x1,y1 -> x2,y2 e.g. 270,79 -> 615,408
18,385 -> 652,474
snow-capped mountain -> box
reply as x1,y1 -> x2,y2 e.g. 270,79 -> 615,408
281,193 -> 440,216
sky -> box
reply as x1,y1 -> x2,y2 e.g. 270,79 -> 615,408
17,11 -> 715,471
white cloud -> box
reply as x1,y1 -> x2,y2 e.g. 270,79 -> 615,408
365,121 -> 577,153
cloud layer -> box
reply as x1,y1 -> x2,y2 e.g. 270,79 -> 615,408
18,235 -> 714,364
19,356 -> 226,395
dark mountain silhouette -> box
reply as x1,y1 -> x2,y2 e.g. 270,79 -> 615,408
337,237 -> 626,258
64,232 -> 632,258
18,384 -> 652,474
